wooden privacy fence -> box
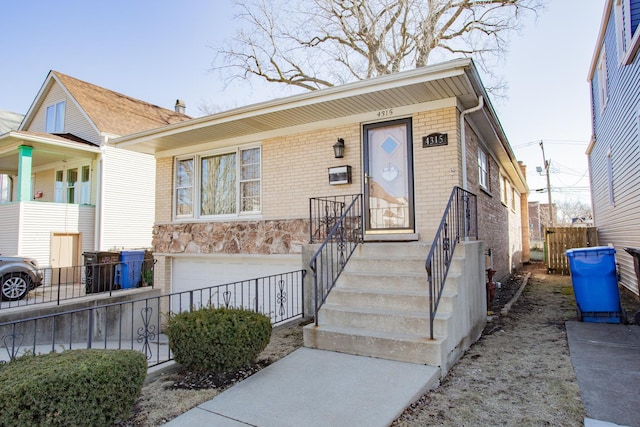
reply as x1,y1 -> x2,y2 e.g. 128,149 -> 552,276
545,227 -> 598,274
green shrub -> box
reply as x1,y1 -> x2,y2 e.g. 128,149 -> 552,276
0,349 -> 146,427
166,307 -> 272,373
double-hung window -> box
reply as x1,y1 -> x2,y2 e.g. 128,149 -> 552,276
45,101 -> 65,133
478,148 -> 489,191
614,0 -> 640,64
175,146 -> 261,219
597,46 -> 609,111
54,163 -> 91,204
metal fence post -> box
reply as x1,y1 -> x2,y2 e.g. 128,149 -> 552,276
254,279 -> 259,313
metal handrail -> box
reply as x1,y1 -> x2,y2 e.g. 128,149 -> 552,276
425,186 -> 478,339
309,194 -> 363,325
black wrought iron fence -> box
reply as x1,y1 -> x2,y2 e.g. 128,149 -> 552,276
425,186 -> 478,339
0,258 -> 155,310
309,194 -> 363,325
0,270 -> 304,368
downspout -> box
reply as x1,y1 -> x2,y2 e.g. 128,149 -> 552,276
95,146 -> 105,251
460,96 -> 484,191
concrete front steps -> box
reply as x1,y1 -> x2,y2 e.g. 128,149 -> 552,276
303,242 -> 462,369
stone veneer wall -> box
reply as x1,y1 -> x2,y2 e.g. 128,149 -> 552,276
153,219 -> 309,255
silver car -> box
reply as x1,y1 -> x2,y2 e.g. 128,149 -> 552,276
0,255 -> 43,301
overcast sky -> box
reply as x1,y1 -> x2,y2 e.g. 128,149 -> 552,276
0,0 -> 605,206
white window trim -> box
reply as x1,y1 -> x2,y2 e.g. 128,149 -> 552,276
616,0 -> 640,64
54,161 -> 92,204
45,100 -> 66,133
500,175 -> 508,206
478,148 -> 489,191
607,147 -> 615,207
597,46 -> 609,112
623,25 -> 640,64
173,144 -> 262,221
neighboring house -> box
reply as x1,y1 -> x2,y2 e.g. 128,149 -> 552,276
587,0 -> 640,295
0,110 -> 24,134
0,71 -> 190,269
528,201 -> 557,242
114,58 -> 528,295
0,110 -> 25,203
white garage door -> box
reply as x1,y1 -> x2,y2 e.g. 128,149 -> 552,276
171,254 -> 302,294
170,255 -> 304,322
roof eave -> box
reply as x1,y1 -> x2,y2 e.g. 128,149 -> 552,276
0,131 -> 102,153
588,0 -> 613,81
112,58 -> 474,150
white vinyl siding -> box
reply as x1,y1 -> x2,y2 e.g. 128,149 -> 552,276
0,202 -> 94,266
0,203 -> 20,256
26,82 -> 101,145
100,146 -> 155,250
589,4 -> 640,295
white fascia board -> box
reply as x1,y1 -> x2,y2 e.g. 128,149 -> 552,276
588,0 -> 614,81
154,98 -> 459,159
4,132 -> 102,153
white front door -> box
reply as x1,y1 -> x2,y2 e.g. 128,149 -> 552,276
363,118 -> 415,235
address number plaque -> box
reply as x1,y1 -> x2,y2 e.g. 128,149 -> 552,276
422,133 -> 448,148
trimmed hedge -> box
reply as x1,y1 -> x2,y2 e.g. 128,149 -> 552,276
167,307 -> 272,373
0,349 -> 146,426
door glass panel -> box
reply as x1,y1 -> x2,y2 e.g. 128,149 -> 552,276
366,122 -> 411,230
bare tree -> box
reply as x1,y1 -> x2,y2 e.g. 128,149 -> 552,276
555,198 -> 593,226
212,0 -> 543,91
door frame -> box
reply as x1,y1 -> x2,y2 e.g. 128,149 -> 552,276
362,117 -> 416,237
50,232 -> 82,284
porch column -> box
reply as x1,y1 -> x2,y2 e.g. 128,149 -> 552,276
17,145 -> 33,202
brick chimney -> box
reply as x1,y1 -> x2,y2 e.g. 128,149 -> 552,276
175,99 -> 186,114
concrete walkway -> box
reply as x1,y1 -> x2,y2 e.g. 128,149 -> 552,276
165,347 -> 440,427
566,321 -> 640,427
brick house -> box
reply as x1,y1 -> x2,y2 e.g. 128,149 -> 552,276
114,59 -> 528,370
115,58 -> 527,291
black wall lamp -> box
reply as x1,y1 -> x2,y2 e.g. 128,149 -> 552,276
333,138 -> 345,158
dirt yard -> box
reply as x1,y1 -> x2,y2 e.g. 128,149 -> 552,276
119,262 -> 640,426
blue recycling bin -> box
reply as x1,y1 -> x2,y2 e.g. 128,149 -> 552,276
116,250 -> 145,289
566,246 -> 624,323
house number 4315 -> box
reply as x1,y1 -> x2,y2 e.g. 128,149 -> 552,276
422,133 -> 448,147
377,108 -> 393,118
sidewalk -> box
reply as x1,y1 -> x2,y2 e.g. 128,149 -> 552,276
566,321 -> 640,427
165,347 -> 440,427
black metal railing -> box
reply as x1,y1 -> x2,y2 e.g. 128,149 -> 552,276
309,194 -> 363,325
309,194 -> 362,243
0,270 -> 304,368
0,258 -> 155,310
425,186 -> 478,339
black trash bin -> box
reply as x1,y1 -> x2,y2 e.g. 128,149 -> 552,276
83,251 -> 120,294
